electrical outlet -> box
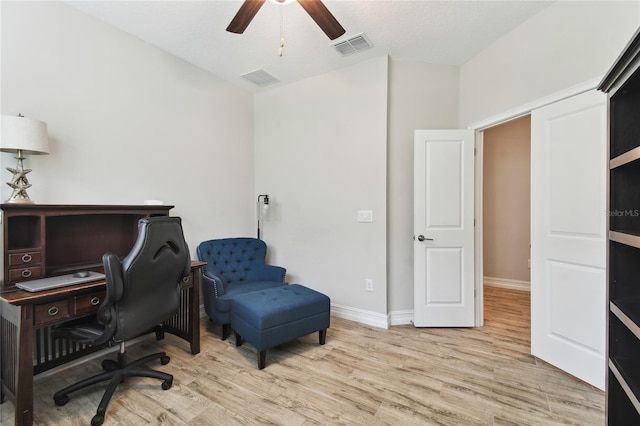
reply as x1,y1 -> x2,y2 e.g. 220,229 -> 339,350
365,279 -> 373,292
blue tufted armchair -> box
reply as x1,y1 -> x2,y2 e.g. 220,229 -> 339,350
196,237 -> 287,340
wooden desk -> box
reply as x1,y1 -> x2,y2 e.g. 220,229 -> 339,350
0,204 -> 204,426
0,262 -> 203,426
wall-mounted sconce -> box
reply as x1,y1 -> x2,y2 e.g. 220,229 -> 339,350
257,194 -> 270,239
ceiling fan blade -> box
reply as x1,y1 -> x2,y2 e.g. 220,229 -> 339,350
297,0 -> 346,40
226,0 -> 266,34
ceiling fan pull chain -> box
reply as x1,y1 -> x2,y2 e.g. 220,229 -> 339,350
279,6 -> 284,57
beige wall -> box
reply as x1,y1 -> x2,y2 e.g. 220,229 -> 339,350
483,116 -> 531,284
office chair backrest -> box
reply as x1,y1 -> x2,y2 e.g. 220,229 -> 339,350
102,216 -> 191,342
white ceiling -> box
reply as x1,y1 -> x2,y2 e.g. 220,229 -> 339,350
64,0 -> 554,92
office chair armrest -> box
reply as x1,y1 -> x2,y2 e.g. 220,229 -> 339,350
245,264 -> 286,283
202,271 -> 226,297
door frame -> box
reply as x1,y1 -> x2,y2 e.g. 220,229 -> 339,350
469,77 -> 602,326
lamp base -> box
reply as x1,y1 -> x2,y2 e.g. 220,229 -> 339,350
5,195 -> 35,204
5,149 -> 35,204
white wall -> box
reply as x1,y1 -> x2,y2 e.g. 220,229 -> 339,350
254,56 -> 388,325
0,1 -> 255,257
387,59 -> 459,318
459,1 -> 640,127
4,0 -> 637,327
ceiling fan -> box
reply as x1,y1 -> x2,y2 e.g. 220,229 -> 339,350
226,0 -> 346,40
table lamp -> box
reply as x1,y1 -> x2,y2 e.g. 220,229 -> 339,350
1,114 -> 49,204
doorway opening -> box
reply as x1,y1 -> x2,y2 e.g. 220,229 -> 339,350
481,115 -> 531,325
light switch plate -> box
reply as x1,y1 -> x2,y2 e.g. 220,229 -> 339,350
357,210 -> 373,223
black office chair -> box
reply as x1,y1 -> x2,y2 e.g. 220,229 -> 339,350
52,216 -> 191,426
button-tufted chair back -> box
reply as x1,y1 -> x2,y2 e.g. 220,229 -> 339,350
196,237 -> 287,340
197,237 -> 267,286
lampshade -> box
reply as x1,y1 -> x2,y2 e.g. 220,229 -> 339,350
1,115 -> 49,155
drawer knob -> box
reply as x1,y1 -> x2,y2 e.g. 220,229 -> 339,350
22,254 -> 32,263
47,306 -> 59,316
21,269 -> 32,278
90,297 -> 101,306
182,276 -> 189,283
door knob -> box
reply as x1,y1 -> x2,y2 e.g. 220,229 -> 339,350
416,235 -> 433,242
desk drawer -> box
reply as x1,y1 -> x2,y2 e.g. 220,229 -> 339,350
8,251 -> 43,266
34,300 -> 71,326
74,291 -> 105,316
9,265 -> 43,282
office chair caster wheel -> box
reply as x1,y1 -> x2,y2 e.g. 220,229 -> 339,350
54,394 -> 69,406
155,328 -> 165,341
101,359 -> 118,372
160,355 -> 170,365
162,378 -> 173,390
91,414 -> 104,426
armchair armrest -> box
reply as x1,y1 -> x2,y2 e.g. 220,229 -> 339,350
245,264 -> 286,283
202,271 -> 226,297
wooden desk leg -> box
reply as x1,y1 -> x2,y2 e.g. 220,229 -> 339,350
1,301 -> 35,426
190,267 -> 202,355
17,304 -> 34,426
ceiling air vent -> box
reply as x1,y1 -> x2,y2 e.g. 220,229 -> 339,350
332,33 -> 372,56
241,69 -> 280,87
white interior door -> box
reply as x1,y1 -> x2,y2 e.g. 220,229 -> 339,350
414,129 -> 475,327
530,90 -> 607,390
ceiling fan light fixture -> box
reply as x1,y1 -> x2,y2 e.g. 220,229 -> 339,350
227,0 -> 345,40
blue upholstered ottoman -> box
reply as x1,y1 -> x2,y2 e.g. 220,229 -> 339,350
230,284 -> 330,369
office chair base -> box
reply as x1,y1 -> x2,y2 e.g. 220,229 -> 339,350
53,351 -> 173,426
101,352 -> 170,372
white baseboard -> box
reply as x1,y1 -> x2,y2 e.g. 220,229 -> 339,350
484,276 -> 530,292
389,310 -> 413,326
330,303 -> 389,329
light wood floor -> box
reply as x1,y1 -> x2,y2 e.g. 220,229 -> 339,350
1,286 -> 604,425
